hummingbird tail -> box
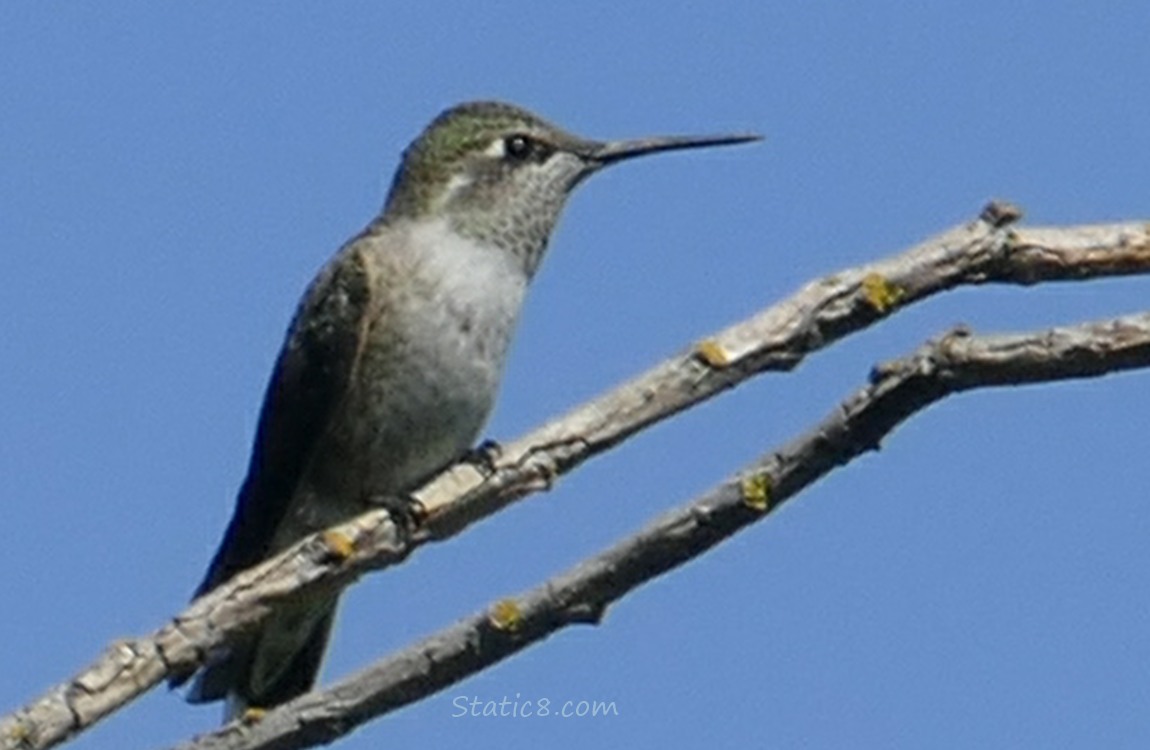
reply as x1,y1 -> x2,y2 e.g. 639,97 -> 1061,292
184,597 -> 338,719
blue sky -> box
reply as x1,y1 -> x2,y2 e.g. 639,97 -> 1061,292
3,3 -> 1150,749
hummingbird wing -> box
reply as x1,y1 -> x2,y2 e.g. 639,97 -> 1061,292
169,241 -> 374,703
194,242 -> 373,598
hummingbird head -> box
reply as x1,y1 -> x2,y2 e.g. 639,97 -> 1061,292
381,100 -> 759,276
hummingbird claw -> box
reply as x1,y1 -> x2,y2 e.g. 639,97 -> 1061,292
462,439 -> 503,476
366,492 -> 426,533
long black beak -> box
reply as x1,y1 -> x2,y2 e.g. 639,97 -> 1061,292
586,132 -> 762,165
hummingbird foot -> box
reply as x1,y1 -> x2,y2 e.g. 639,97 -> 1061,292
462,439 -> 503,476
366,492 -> 426,533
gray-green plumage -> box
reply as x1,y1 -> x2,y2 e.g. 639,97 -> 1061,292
176,100 -> 758,716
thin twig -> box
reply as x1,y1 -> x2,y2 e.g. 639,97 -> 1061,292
169,312 -> 1150,750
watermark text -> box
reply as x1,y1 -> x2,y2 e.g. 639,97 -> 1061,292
451,693 -> 618,719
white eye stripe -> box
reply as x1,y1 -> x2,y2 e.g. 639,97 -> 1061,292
484,138 -> 506,158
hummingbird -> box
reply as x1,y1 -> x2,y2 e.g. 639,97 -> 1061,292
177,100 -> 759,716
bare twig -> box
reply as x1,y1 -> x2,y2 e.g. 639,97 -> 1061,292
168,312 -> 1150,750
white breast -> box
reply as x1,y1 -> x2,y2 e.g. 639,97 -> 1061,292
346,219 -> 528,496
406,219 -> 529,345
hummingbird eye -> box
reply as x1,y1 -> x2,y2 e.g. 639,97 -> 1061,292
503,134 -> 534,161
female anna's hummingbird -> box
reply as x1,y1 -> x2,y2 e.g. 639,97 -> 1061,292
180,100 -> 758,715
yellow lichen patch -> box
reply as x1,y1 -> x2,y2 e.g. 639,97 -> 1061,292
695,339 -> 732,368
740,473 -> 772,512
489,599 -> 524,632
861,273 -> 904,313
5,719 -> 33,744
241,707 -> 267,725
321,530 -> 355,561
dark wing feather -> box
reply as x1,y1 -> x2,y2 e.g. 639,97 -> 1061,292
194,245 -> 372,597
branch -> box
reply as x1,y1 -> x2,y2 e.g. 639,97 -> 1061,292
4,203 -> 1150,750
169,311 -> 1150,750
